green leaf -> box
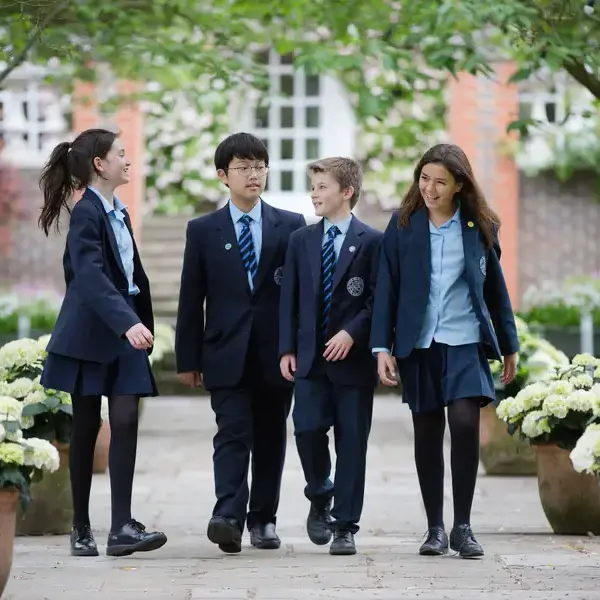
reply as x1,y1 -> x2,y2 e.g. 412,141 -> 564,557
22,403 -> 48,417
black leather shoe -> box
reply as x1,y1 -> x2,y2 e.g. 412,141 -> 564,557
306,499 -> 332,545
419,526 -> 449,556
207,516 -> 242,554
329,530 -> 356,555
70,524 -> 99,557
249,523 -> 281,550
106,519 -> 167,557
450,524 -> 484,558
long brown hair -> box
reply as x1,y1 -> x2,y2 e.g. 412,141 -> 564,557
38,129 -> 118,236
398,144 -> 500,248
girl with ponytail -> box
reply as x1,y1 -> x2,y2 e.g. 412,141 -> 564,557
39,129 -> 167,558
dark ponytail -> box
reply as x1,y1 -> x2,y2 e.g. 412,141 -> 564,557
38,128 -> 118,236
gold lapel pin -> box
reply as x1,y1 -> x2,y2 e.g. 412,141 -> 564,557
467,221 -> 474,228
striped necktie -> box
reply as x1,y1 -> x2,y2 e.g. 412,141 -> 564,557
239,214 -> 258,283
320,225 -> 341,337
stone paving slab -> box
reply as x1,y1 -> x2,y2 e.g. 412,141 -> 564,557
4,396 -> 600,599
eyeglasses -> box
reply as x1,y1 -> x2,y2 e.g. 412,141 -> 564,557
228,165 -> 269,177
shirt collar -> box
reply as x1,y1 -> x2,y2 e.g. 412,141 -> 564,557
88,186 -> 127,214
324,214 -> 353,236
429,206 -> 461,233
229,198 -> 262,224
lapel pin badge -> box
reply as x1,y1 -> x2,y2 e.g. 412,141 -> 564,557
467,221 -> 474,228
349,246 -> 356,253
225,242 -> 232,250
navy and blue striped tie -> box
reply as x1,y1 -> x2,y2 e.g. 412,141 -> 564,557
320,225 -> 341,337
239,214 -> 258,283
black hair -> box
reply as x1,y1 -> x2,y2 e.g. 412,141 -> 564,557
214,132 -> 269,172
38,128 -> 118,236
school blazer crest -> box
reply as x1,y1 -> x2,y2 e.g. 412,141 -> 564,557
370,208 -> 519,361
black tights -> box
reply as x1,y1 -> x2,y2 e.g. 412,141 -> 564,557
411,398 -> 481,529
70,394 -> 140,531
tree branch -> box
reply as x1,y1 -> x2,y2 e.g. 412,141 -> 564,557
0,0 -> 67,87
564,59 -> 600,101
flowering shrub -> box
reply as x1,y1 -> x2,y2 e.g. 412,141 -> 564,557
0,337 -> 72,443
489,316 -> 569,399
570,423 -> 600,482
0,394 -> 60,507
496,353 -> 600,450
0,287 -> 62,336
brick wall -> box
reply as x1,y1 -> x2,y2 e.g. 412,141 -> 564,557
518,171 -> 600,295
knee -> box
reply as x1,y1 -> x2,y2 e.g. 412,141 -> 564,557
109,406 -> 139,432
216,417 -> 252,448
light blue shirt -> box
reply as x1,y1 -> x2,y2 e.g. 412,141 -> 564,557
229,199 -> 262,291
373,208 -> 480,354
323,214 -> 353,260
88,186 -> 139,296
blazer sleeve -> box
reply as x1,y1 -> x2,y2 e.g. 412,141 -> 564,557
342,233 -> 382,349
175,220 -> 207,373
369,213 -> 401,352
278,231 -> 300,357
484,231 -> 519,356
68,204 -> 140,337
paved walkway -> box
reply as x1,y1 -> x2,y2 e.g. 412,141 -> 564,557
6,396 -> 600,599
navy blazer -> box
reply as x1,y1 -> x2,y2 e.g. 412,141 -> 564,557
370,208 -> 519,361
175,201 -> 306,390
279,215 -> 382,387
47,188 -> 153,363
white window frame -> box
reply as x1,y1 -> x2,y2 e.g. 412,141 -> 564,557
232,50 -> 356,218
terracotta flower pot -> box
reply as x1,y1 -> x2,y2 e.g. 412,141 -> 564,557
93,421 -> 110,474
0,488 -> 19,596
479,404 -> 536,475
536,443 -> 600,535
15,442 -> 73,536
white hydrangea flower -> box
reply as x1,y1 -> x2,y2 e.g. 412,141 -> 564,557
22,390 -> 46,407
6,428 -> 23,442
7,377 -> 35,399
23,438 -> 60,472
572,353 -> 599,368
516,382 -> 549,411
20,416 -> 35,430
548,380 -> 574,396
37,334 -> 51,351
521,410 -> 552,438
570,423 -> 600,474
570,390 -> 597,413
496,396 -> 526,421
0,338 -> 45,372
0,396 -> 23,421
570,374 -> 594,389
542,394 -> 569,419
0,441 -> 25,465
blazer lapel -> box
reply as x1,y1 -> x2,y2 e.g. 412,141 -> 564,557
214,205 -> 251,296
410,208 -> 432,280
84,189 -> 127,280
253,202 -> 280,292
332,216 -> 363,291
306,220 -> 325,296
460,213 -> 479,277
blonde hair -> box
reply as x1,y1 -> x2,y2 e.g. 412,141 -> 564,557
307,157 -> 363,208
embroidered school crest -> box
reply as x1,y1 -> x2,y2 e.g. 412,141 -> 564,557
274,266 -> 283,285
479,255 -> 487,276
347,276 -> 364,297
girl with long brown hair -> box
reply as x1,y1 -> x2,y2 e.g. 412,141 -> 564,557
370,144 -> 519,558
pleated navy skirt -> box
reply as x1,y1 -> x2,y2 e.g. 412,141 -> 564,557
397,341 -> 494,414
40,296 -> 158,398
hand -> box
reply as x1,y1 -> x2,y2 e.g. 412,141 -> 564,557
377,351 -> 399,387
125,323 -> 154,350
501,353 -> 518,385
280,353 -> 297,382
323,330 -> 354,362
177,371 -> 203,387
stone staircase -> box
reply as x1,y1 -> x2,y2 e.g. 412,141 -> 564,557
139,214 -> 193,325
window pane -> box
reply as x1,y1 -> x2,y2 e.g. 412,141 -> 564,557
306,75 -> 320,96
255,106 -> 269,128
306,139 -> 319,159
281,53 -> 294,65
281,106 -> 294,128
256,50 -> 270,64
306,106 -> 319,128
281,139 -> 294,159
281,171 -> 294,191
280,75 -> 294,97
